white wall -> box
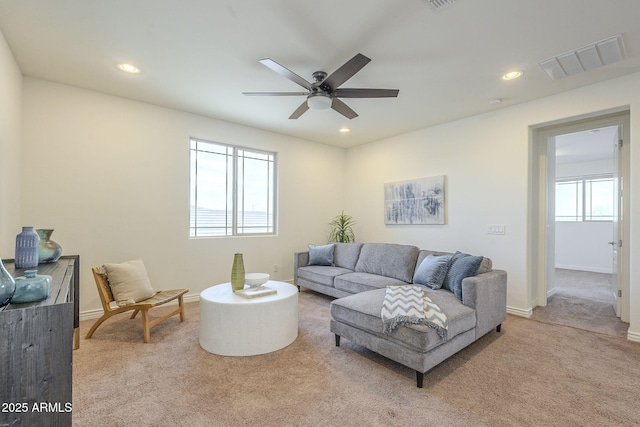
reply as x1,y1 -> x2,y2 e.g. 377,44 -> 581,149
0,30 -> 22,257
21,78 -> 347,314
555,222 -> 613,273
344,71 -> 640,340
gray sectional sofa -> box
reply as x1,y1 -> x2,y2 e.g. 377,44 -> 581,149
294,242 -> 507,388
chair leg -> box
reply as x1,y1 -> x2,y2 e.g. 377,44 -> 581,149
335,335 -> 341,346
496,324 -> 502,333
85,314 -> 112,339
130,309 -> 140,319
142,309 -> 151,343
179,295 -> 185,322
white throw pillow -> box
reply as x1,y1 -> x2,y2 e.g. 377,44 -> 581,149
104,259 -> 156,306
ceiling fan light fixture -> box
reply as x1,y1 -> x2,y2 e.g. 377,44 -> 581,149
307,93 -> 332,110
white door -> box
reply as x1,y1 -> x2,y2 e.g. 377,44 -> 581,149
610,129 -> 623,317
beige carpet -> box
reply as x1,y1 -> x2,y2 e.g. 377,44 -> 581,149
73,289 -> 640,427
530,269 -> 629,338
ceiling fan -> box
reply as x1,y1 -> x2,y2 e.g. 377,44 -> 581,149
243,53 -> 399,120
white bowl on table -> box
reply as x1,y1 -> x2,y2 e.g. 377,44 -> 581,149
245,273 -> 269,288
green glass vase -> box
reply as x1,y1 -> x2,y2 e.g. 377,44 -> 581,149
231,253 -> 245,292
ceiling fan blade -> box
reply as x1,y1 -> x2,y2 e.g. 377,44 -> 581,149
259,59 -> 313,91
331,98 -> 358,120
243,92 -> 308,96
289,101 -> 309,119
334,88 -> 399,98
321,53 -> 371,91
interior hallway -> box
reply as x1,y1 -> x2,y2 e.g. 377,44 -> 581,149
530,268 -> 629,338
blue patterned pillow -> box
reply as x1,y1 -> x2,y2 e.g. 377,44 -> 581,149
442,252 -> 484,300
308,243 -> 335,266
413,254 -> 452,289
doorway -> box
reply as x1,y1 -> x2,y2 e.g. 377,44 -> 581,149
529,111 -> 630,335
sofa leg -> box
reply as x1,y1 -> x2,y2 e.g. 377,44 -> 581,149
335,335 -> 341,347
416,371 -> 424,388
496,324 -> 502,333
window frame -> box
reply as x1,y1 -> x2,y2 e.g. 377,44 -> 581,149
190,138 -> 277,237
555,174 -> 614,222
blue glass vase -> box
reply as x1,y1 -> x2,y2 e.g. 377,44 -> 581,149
15,226 -> 40,269
0,258 -> 16,310
12,270 -> 52,304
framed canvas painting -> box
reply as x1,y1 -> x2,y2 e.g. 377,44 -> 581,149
384,175 -> 445,224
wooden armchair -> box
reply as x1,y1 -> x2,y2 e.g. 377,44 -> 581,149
86,266 -> 188,343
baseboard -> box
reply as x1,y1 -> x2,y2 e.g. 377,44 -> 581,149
79,292 -> 201,321
507,306 -> 532,318
627,330 -> 640,343
555,264 -> 613,274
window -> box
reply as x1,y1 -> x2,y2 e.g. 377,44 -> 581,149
190,138 -> 276,237
555,175 -> 614,222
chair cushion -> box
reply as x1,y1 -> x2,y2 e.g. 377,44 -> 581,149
104,259 -> 157,306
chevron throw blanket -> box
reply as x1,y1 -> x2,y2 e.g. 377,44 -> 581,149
381,285 -> 448,340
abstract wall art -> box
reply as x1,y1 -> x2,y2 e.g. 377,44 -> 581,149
384,175 -> 445,225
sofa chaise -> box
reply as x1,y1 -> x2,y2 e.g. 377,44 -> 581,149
294,242 -> 507,387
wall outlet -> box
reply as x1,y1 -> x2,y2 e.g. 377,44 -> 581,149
487,224 -> 505,235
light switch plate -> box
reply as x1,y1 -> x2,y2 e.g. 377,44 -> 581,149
487,224 -> 505,235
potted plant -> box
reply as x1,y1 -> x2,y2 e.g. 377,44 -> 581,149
328,212 -> 356,243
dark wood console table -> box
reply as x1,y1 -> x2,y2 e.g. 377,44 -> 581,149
0,255 -> 79,427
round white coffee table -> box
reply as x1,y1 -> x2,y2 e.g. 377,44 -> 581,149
199,280 -> 298,356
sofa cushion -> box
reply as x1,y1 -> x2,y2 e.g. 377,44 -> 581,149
413,254 -> 453,289
330,288 -> 476,352
355,243 -> 420,283
297,265 -> 353,287
308,243 -> 335,266
334,272 -> 407,294
442,252 -> 484,300
333,242 -> 364,270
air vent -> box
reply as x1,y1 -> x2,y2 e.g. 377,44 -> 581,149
539,34 -> 627,80
427,0 -> 456,11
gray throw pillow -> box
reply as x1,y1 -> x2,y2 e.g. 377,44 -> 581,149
442,251 -> 484,300
413,254 -> 452,289
308,243 -> 335,266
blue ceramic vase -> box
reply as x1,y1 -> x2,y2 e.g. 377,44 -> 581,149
37,229 -> 63,264
15,226 -> 39,269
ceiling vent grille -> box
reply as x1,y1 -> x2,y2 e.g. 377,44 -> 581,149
427,0 -> 457,11
538,34 -> 627,80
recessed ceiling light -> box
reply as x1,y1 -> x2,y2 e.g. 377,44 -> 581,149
501,70 -> 523,80
117,63 -> 140,74
489,98 -> 502,105
339,128 -> 350,133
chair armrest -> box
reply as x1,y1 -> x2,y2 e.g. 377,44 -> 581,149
461,269 -> 507,339
293,251 -> 309,286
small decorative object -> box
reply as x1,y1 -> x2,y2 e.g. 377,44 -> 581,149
230,253 -> 245,292
384,175 -> 446,225
37,229 -> 63,264
234,286 -> 277,299
12,270 -> 52,304
0,258 -> 16,310
15,226 -> 40,269
245,273 -> 269,288
328,211 -> 356,243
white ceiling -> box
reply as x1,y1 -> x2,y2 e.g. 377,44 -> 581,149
1,0 -> 639,148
